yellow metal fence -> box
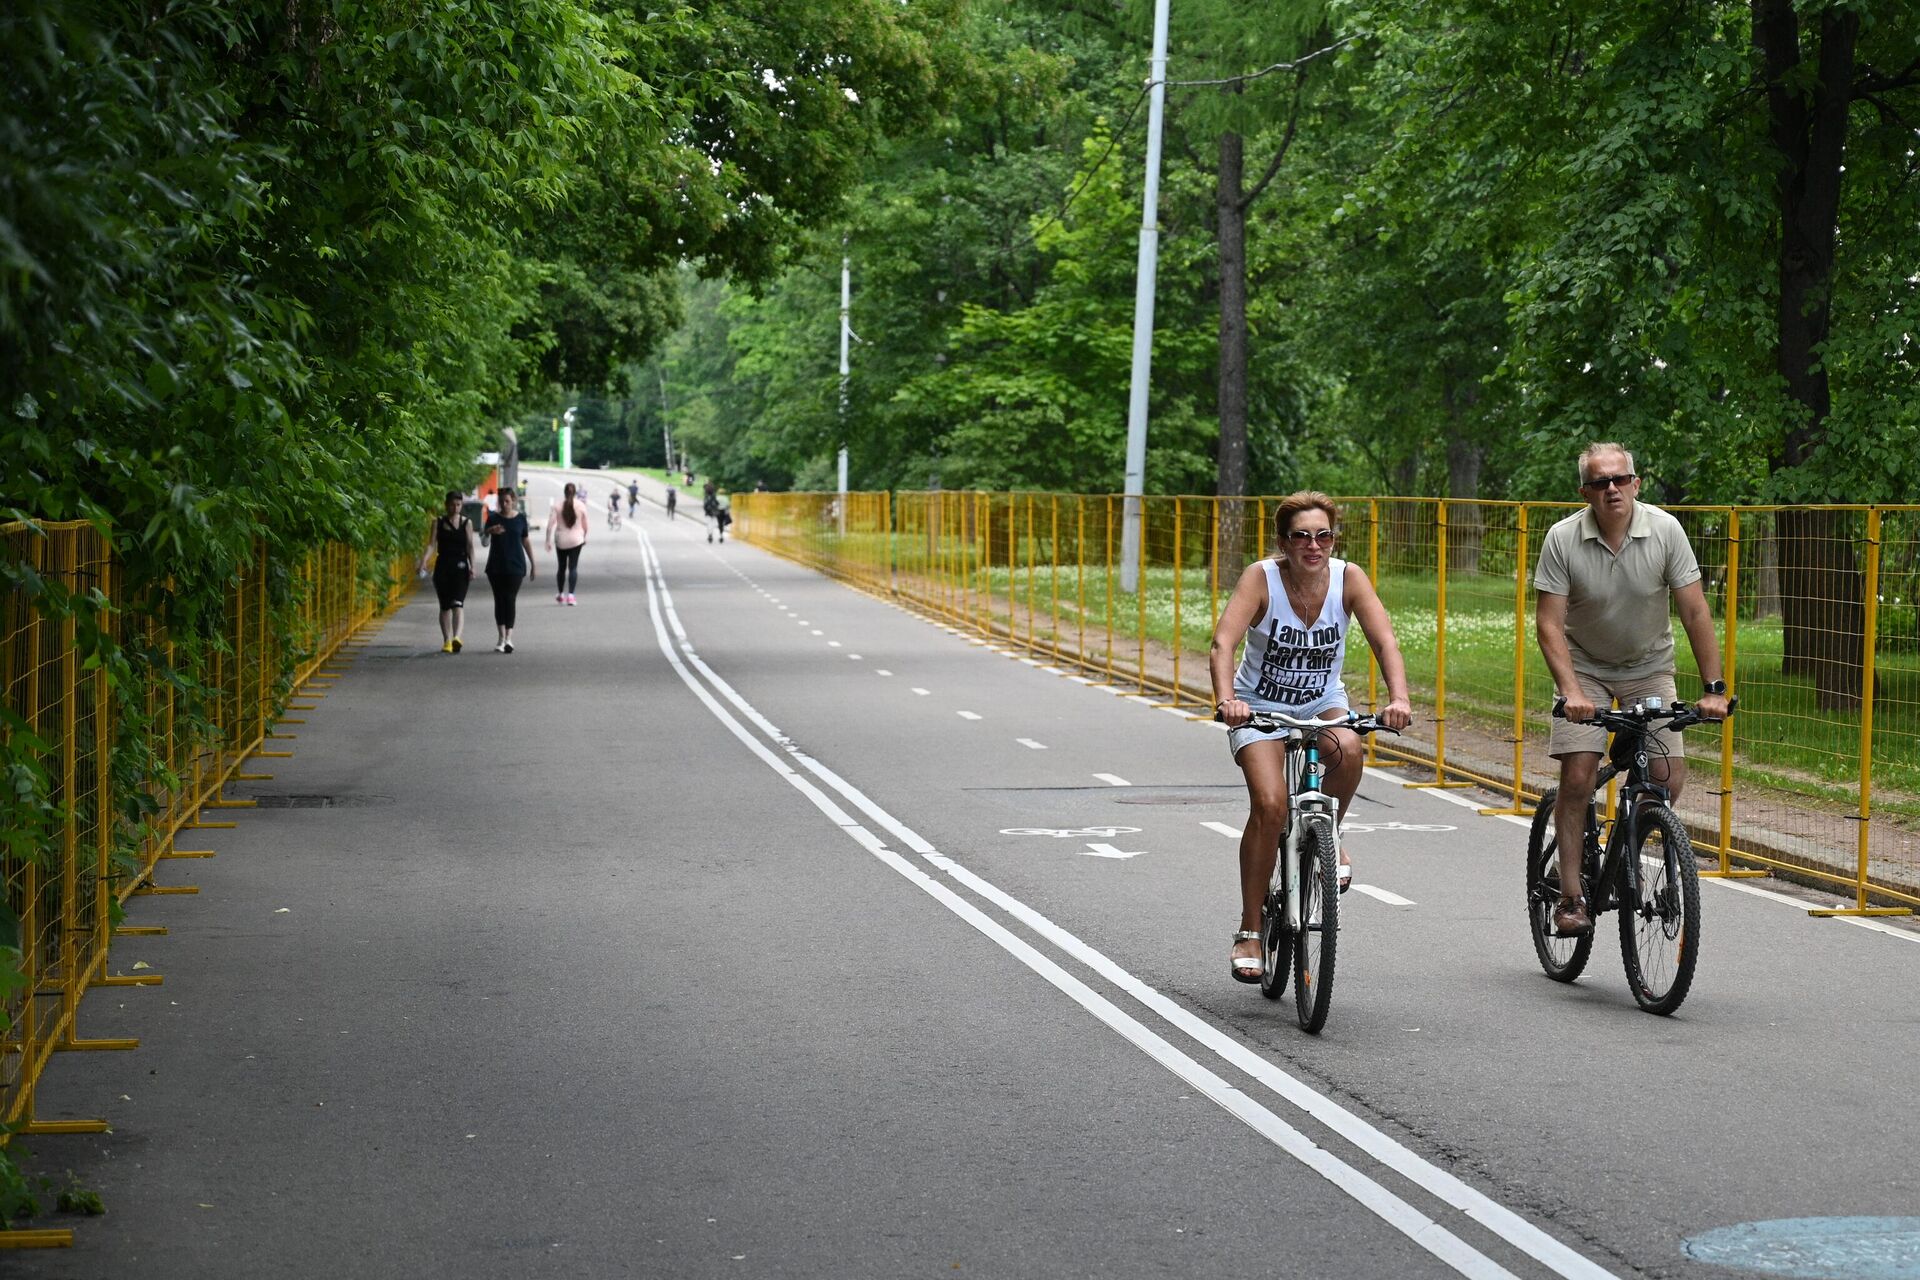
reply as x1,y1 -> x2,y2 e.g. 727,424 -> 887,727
1,523 -> 408,1213
738,492 -> 1920,914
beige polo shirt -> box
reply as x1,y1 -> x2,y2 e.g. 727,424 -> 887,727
1533,503 -> 1701,680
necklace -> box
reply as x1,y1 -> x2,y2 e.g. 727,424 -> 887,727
1279,560 -> 1329,626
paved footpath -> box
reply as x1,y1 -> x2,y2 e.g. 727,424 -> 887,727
17,468 -> 1920,1279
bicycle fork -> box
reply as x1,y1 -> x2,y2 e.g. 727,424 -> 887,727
1284,796 -> 1337,932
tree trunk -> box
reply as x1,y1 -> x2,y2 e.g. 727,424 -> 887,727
1214,129 -> 1250,590
1776,508 -> 1865,708
1754,0 -> 1863,708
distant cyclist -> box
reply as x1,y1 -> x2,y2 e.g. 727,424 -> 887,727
607,489 -> 623,529
1211,491 -> 1412,984
1534,442 -> 1729,937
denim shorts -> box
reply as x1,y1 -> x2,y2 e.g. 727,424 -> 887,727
1226,692 -> 1351,760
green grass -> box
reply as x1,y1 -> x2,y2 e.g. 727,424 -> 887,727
746,523 -> 1917,809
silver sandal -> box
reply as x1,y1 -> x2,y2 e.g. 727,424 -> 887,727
1230,929 -> 1262,984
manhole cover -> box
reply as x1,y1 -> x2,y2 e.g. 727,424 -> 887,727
1685,1218 -> 1920,1278
249,794 -> 394,808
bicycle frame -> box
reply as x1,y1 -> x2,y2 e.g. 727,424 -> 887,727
1578,717 -> 1687,918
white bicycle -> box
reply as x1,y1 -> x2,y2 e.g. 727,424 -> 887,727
1224,708 -> 1398,1032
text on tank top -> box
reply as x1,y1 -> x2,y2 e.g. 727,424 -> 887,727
1233,558 -> 1350,709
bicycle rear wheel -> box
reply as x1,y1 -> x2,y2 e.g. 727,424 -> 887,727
1526,788 -> 1593,982
1618,803 -> 1700,1014
1293,821 -> 1339,1033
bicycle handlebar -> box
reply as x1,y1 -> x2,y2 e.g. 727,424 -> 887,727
1550,695 -> 1737,734
1213,708 -> 1403,738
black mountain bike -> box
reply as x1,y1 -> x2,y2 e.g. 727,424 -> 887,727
1526,696 -> 1733,1015
1225,709 -> 1398,1033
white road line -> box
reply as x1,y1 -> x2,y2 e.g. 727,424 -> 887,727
912,687 -> 931,696
828,640 -> 842,647
636,532 -> 1552,1280
812,629 -> 824,636
1354,885 -> 1417,907
876,669 -> 893,677
1202,821 -> 1242,839
1017,738 -> 1048,750
1094,773 -> 1133,787
958,711 -> 982,721
849,654 -> 862,660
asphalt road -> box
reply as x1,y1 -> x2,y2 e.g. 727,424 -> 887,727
16,469 -> 1920,1279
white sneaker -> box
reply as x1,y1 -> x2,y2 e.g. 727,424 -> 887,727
566,593 -> 576,606
556,592 -> 564,603
493,642 -> 506,653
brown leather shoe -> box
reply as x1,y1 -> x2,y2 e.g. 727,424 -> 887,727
1553,896 -> 1592,937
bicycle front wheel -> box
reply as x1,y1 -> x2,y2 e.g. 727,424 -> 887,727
1526,788 -> 1593,983
1259,886 -> 1291,1001
1293,821 -> 1340,1033
1618,804 -> 1700,1015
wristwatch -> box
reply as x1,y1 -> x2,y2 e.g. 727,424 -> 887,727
1701,679 -> 1727,695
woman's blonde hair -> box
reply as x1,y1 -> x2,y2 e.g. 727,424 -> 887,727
1272,490 -> 1340,548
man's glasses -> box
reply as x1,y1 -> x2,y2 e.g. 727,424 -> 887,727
1581,473 -> 1637,491
1287,529 -> 1336,545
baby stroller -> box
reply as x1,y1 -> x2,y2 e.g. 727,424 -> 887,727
706,494 -> 732,543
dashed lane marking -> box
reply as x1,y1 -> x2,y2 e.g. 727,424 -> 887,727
1094,773 -> 1132,787
1017,738 -> 1047,750
1354,885 -> 1417,907
958,711 -> 982,721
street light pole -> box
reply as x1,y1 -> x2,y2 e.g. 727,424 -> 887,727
838,245 -> 851,535
1120,0 -> 1171,594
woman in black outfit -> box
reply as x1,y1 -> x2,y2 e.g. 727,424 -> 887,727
418,490 -> 476,653
482,487 -> 536,652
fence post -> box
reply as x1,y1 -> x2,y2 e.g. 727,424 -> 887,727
1366,499 -> 1380,766
1706,510 -> 1743,874
1480,504 -> 1530,816
1811,507 -> 1911,917
1105,494 -> 1117,684
1076,497 -> 1087,660
1410,500 -> 1471,790
1136,499 -> 1148,692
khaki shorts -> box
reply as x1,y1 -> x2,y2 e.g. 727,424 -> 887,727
1547,670 -> 1684,760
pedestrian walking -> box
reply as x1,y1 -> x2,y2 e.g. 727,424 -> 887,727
547,481 -> 588,605
418,490 -> 477,653
627,478 -> 639,515
482,487 -> 535,652
666,485 -> 678,520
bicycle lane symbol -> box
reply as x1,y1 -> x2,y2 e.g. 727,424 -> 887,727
999,826 -> 1148,859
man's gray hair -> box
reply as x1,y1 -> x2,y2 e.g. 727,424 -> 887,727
1577,442 -> 1635,484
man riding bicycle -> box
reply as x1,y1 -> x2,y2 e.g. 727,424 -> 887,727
1534,443 -> 1730,937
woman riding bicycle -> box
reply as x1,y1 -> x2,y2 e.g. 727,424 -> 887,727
1211,491 -> 1413,985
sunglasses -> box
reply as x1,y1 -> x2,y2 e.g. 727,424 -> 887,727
1581,473 -> 1637,491
1286,529 -> 1336,545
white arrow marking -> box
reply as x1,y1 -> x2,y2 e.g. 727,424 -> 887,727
1083,843 -> 1146,859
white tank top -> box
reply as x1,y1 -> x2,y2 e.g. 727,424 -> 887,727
1233,558 -> 1351,712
